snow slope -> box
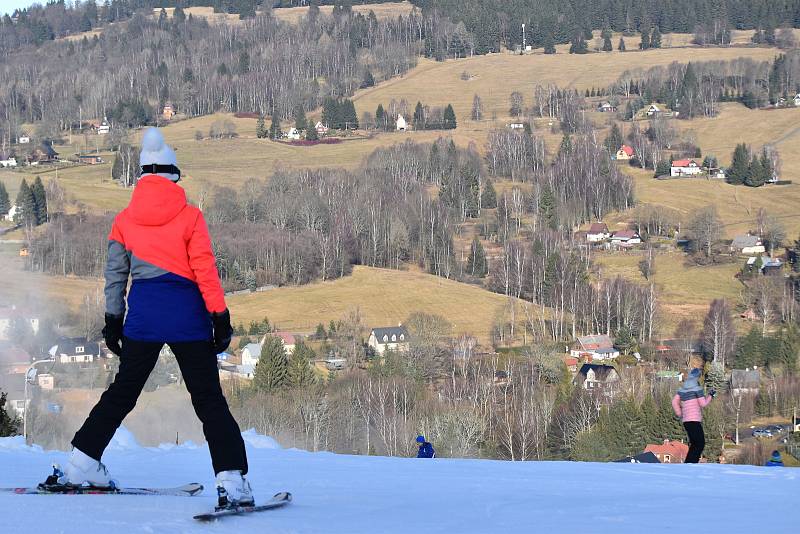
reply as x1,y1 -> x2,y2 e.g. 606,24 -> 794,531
0,429 -> 797,534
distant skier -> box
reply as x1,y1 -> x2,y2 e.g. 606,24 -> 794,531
765,450 -> 784,467
59,128 -> 253,507
672,368 -> 714,464
416,435 -> 435,458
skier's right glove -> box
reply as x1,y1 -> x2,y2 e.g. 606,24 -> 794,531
102,313 -> 124,356
709,388 -> 717,398
211,309 -> 233,354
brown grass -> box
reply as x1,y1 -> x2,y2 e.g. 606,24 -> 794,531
271,1 -> 414,24
227,265 -> 530,345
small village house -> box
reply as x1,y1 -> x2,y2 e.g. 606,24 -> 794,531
746,256 -> 783,276
97,120 -> 110,135
37,373 -> 54,390
794,93 -> 800,107
0,155 -> 17,168
78,154 -> 103,165
396,114 -> 407,132
597,101 -> 616,113
241,343 -> 263,368
368,326 -> 411,356
586,222 -> 610,243
29,142 -> 59,164
3,205 -> 18,222
286,127 -> 301,140
17,135 -> 30,144
570,334 -> 620,361
52,338 -> 100,364
563,356 -> 578,373
609,230 -> 641,247
670,159 -> 703,177
573,364 -> 620,398
508,123 -> 525,130
644,439 -> 689,463
645,103 -> 663,116
615,145 -> 634,161
315,121 -> 329,136
730,368 -> 760,396
162,103 -> 175,121
731,235 -> 765,255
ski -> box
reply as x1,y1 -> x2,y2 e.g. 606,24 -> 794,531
193,491 -> 292,521
0,482 -> 204,497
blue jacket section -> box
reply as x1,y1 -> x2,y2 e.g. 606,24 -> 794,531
765,460 -> 784,467
124,272 -> 212,342
417,442 -> 435,458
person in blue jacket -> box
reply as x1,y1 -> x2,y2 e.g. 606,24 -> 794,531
765,450 -> 784,467
416,435 -> 435,458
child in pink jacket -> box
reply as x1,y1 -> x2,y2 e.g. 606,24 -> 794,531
672,368 -> 715,463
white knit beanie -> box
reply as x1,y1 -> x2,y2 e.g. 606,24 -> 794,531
139,127 -> 180,182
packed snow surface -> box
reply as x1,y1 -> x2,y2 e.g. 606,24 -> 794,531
0,428 -> 796,533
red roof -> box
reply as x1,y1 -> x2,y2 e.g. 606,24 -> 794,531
272,332 -> 296,346
612,230 -> 637,240
644,440 -> 689,459
672,159 -> 698,168
564,357 -> 578,367
588,223 -> 608,234
619,145 -> 634,156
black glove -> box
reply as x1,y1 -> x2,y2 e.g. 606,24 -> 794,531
102,313 -> 124,356
211,309 -> 233,354
709,388 -> 717,398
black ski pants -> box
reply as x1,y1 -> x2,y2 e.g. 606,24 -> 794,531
683,421 -> 705,464
72,338 -> 248,475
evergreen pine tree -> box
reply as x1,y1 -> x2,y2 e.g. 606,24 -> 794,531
569,33 -> 588,54
294,104 -> 308,132
443,104 -> 457,129
727,143 -> 750,185
705,362 -> 727,394
256,114 -> 267,138
603,35 -> 612,51
287,340 -> 317,388
306,125 -> 319,141
466,236 -> 488,277
0,180 -> 10,217
557,134 -> 573,158
640,27 -> 650,50
413,101 -> 425,128
650,26 -> 662,48
322,98 -> 338,129
745,154 -> 765,187
14,179 -> 36,227
543,32 -> 556,54
539,184 -> 557,229
342,99 -> 359,129
604,123 -> 623,153
481,180 -> 497,208
361,69 -> 375,89
31,176 -> 47,225
0,392 -> 20,437
253,335 -> 289,392
375,103 -> 386,130
618,36 -> 626,51
760,148 -> 774,183
734,327 -> 763,368
269,115 -> 282,140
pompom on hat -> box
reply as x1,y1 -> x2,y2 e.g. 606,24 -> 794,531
139,127 -> 181,182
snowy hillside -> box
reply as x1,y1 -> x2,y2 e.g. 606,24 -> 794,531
0,429 -> 796,534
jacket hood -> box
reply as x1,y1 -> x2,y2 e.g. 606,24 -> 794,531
127,174 -> 187,226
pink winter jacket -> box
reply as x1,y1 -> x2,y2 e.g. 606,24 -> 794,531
672,393 -> 712,422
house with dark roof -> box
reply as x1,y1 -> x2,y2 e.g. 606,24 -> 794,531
730,368 -> 760,396
731,235 -> 765,255
597,101 -> 616,113
570,334 -> 620,362
53,338 -> 100,364
573,364 -> 620,397
586,222 -> 610,243
614,451 -> 660,463
644,439 -> 689,463
368,326 -> 410,355
0,372 -> 27,418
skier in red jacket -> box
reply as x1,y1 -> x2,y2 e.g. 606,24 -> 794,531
58,128 -> 253,507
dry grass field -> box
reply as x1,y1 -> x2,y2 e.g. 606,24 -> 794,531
227,265 -> 530,345
593,251 -> 745,333
271,1 -> 414,24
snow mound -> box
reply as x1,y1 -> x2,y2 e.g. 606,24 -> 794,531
0,436 -> 43,454
241,429 -> 280,449
106,426 -> 141,451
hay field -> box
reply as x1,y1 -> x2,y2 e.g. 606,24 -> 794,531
593,251 -> 744,333
352,47 -> 779,138
272,1 -> 414,24
227,265 -> 529,345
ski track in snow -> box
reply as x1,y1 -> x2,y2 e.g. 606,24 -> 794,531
0,428 -> 797,534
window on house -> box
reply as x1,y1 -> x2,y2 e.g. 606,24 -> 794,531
75,346 -> 84,354
664,455 -> 671,463
382,335 -> 388,342
399,334 -> 405,341
391,334 -> 396,342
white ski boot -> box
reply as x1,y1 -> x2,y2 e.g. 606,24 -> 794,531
58,448 -> 114,488
215,470 -> 254,508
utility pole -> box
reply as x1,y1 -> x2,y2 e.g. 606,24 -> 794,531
522,23 -> 526,53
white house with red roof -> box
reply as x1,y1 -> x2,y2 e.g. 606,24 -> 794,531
615,145 -> 634,161
569,334 -> 620,361
610,230 -> 641,247
586,222 -> 610,243
260,332 -> 297,355
670,159 -> 702,177
644,439 -> 689,463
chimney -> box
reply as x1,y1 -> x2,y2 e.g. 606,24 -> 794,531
663,439 -> 669,445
